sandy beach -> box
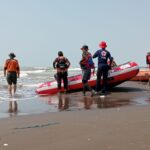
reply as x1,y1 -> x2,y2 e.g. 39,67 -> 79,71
0,81 -> 150,150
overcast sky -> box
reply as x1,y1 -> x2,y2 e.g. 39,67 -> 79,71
0,0 -> 150,67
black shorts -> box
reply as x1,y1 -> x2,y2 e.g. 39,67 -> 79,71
7,72 -> 17,85
82,69 -> 91,83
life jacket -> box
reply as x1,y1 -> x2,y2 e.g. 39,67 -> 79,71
80,53 -> 95,69
56,57 -> 68,69
86,53 -> 95,69
4,59 -> 20,73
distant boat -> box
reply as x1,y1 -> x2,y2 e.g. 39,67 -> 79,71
36,61 -> 139,96
130,67 -> 150,82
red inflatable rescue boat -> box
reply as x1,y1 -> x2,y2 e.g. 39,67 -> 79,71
36,61 -> 139,95
130,68 -> 150,81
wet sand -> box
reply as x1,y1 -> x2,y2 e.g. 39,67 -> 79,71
0,81 -> 150,150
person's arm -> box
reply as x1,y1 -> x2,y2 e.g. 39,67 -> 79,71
93,50 -> 99,59
107,53 -> 113,69
16,60 -> 20,78
4,68 -> 6,77
66,58 -> 70,68
109,55 -> 113,66
4,60 -> 8,77
53,58 -> 57,69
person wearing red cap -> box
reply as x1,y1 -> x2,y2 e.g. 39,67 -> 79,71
93,41 -> 113,94
4,52 -> 20,97
79,45 -> 95,96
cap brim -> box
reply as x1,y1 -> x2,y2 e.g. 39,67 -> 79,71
9,54 -> 16,57
80,48 -> 88,50
100,45 -> 107,48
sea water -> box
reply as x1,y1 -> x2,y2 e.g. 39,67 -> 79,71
1,67 -> 149,119
0,66 -> 81,118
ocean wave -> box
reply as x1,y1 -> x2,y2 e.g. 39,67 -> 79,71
68,68 -> 81,71
23,83 -> 42,88
21,70 -> 46,74
0,71 -> 4,77
20,73 -> 28,77
34,67 -> 47,70
19,70 -> 47,78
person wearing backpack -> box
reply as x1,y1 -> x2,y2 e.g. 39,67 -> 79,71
79,45 -> 96,97
53,51 -> 70,93
93,41 -> 113,95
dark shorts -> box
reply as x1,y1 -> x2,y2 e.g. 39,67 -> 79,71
7,72 -> 17,85
82,69 -> 91,83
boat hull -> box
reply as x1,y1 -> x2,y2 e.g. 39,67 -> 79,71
130,69 -> 150,81
36,61 -> 139,95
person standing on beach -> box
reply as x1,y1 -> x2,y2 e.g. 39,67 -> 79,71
93,41 -> 112,94
4,52 -> 20,97
53,51 -> 70,93
79,45 -> 95,96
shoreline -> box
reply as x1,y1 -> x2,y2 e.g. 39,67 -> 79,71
0,81 -> 150,149
0,81 -> 150,119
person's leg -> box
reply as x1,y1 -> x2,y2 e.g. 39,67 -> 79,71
82,83 -> 86,94
57,73 -> 62,91
7,73 -> 13,97
63,72 -> 68,92
84,83 -> 93,91
95,68 -> 102,92
82,69 -> 92,94
82,69 -> 95,96
102,65 -> 109,93
8,84 -> 12,97
11,72 -> 17,97
82,70 -> 87,95
82,79 -> 87,95
11,84 -> 17,97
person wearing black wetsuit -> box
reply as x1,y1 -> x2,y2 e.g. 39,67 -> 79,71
93,41 -> 112,94
53,51 -> 70,93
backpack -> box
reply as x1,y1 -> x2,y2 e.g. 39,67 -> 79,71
84,53 -> 95,69
56,57 -> 68,69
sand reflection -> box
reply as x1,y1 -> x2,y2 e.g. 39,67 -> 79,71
83,97 -> 94,109
58,94 -> 69,110
8,100 -> 18,116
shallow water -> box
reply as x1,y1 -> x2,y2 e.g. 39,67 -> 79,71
0,66 -> 150,119
0,66 -> 82,118
0,88 -> 150,119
